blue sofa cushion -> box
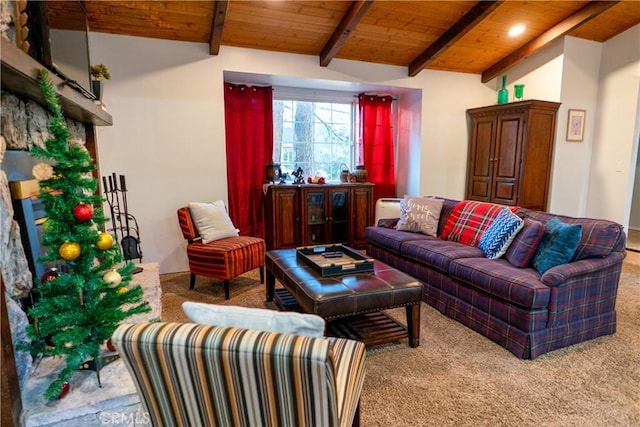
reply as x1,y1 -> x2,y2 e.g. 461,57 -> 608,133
365,226 -> 431,255
401,238 -> 484,274
532,217 -> 582,274
449,258 -> 550,309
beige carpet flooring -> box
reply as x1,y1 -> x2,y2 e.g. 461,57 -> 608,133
159,255 -> 640,427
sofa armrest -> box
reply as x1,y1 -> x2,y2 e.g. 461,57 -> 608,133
540,252 -> 625,326
540,251 -> 625,287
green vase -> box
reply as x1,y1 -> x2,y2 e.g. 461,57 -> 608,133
497,75 -> 509,104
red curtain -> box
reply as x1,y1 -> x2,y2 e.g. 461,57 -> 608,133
358,93 -> 396,202
224,83 -> 273,238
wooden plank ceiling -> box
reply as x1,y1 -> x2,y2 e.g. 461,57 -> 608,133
53,1 -> 639,82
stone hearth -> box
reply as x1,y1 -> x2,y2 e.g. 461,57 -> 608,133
20,263 -> 161,427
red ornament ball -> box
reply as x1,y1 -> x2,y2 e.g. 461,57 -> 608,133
57,382 -> 70,400
40,269 -> 59,284
73,204 -> 94,222
106,339 -> 117,352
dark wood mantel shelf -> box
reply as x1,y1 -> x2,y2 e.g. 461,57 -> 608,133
1,37 -> 112,126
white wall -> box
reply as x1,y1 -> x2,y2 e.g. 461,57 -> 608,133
90,34 -> 489,273
551,37 -> 602,216
587,25 -> 640,229
90,24 -> 639,274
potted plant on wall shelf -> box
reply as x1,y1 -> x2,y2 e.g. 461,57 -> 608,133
90,64 -> 110,101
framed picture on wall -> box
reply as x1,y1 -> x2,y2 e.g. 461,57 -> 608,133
567,109 -> 586,142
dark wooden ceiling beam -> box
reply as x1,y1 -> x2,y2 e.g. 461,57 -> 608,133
409,1 -> 504,77
320,0 -> 373,67
481,1 -> 619,83
209,0 -> 228,55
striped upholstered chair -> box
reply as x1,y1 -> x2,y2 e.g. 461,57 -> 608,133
177,206 -> 265,299
112,322 -> 367,427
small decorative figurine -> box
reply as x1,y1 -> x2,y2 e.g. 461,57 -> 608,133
292,166 -> 305,184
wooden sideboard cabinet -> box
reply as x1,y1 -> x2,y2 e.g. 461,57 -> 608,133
264,183 -> 374,250
465,100 -> 560,211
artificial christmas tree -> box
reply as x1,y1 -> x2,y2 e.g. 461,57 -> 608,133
24,69 -> 150,400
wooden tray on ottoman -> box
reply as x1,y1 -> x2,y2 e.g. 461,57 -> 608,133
296,244 -> 374,277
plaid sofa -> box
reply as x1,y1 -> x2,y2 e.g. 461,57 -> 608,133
366,198 -> 626,359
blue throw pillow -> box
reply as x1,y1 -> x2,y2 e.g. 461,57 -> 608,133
478,208 -> 524,259
532,217 -> 583,274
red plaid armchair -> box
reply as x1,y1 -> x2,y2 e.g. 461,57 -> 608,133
177,207 -> 265,299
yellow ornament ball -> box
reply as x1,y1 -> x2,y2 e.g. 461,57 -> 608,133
117,286 -> 128,295
103,270 -> 122,288
96,232 -> 114,250
59,241 -> 81,260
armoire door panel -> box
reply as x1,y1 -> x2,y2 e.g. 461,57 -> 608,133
493,181 -> 516,203
470,180 -> 491,199
494,116 -> 522,180
472,120 -> 494,177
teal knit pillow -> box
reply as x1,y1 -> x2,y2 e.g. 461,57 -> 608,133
532,217 -> 583,274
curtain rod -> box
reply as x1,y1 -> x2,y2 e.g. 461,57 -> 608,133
354,94 -> 398,100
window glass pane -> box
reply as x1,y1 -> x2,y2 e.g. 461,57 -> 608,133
273,98 -> 355,182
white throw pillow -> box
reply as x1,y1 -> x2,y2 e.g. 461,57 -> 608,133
188,200 -> 239,243
182,302 -> 326,338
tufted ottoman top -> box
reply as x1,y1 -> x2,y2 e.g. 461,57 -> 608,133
266,249 -> 422,319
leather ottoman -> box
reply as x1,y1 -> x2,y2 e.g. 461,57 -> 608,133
266,248 -> 423,347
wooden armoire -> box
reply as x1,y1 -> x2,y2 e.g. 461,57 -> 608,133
465,100 -> 561,211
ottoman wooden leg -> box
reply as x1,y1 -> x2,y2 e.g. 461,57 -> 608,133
406,303 -> 421,348
265,269 -> 275,302
189,272 -> 196,290
259,266 -> 265,284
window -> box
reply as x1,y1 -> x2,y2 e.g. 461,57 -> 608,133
273,99 -> 356,181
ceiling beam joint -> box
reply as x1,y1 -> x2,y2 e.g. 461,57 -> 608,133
409,1 -> 504,77
481,1 -> 619,83
320,0 -> 373,67
209,0 -> 229,56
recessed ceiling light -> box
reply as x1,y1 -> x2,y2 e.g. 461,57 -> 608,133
509,25 -> 525,37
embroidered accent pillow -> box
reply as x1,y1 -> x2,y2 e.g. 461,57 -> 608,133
188,200 -> 239,243
182,302 -> 325,337
440,201 -> 512,246
532,217 -> 583,274
395,196 -> 444,236
478,208 -> 524,259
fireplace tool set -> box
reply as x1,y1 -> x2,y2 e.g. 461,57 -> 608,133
102,173 -> 143,273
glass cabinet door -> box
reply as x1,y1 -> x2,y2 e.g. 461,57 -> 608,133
330,189 -> 349,243
305,190 -> 326,245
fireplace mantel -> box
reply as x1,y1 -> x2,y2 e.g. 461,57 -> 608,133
0,37 -> 112,126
